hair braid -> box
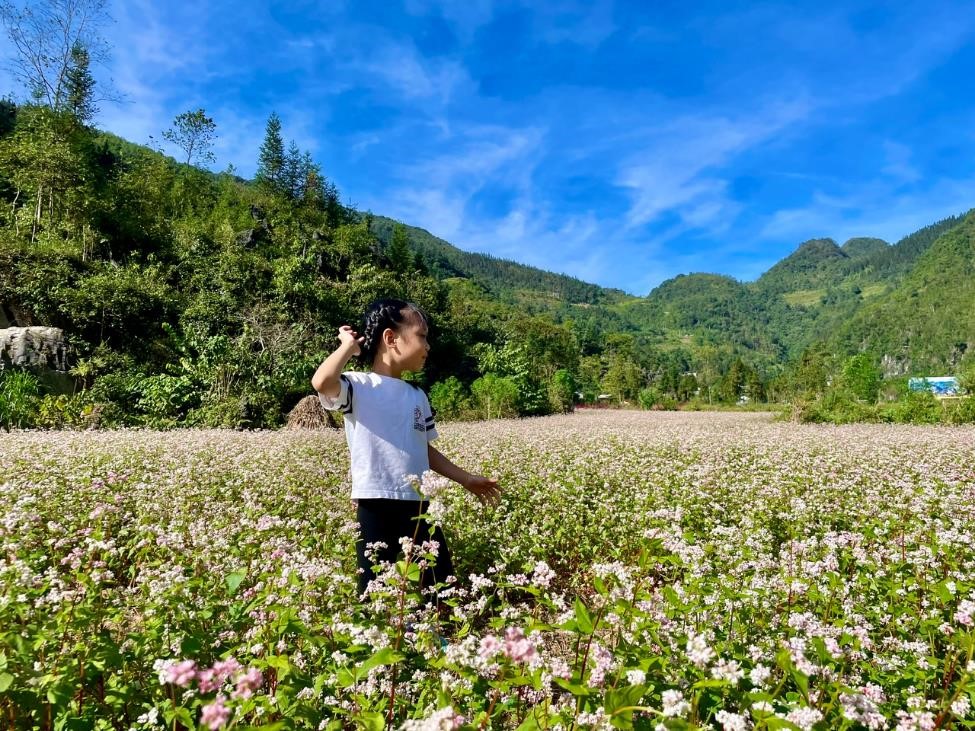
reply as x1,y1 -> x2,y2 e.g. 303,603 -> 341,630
359,298 -> 428,364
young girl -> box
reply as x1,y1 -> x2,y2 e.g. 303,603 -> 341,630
311,298 -> 500,597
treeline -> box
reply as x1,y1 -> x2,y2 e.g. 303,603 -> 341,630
2,95 -> 971,429
1,0 -> 973,428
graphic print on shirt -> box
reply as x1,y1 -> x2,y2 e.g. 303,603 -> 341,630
413,406 -> 425,432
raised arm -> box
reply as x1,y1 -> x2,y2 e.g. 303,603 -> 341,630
428,444 -> 501,506
311,326 -> 364,398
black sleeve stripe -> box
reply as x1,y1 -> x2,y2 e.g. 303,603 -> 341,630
424,415 -> 434,423
339,374 -> 353,414
425,422 -> 436,431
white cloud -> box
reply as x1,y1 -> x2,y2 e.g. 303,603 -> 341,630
616,100 -> 810,232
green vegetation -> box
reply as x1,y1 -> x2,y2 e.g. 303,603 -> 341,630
0,6 -> 973,427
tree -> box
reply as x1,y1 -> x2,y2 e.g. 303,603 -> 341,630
387,223 -> 412,273
841,353 -> 881,403
65,41 -> 96,123
549,369 -> 575,413
255,112 -> 284,193
162,109 -> 216,166
429,376 -> 467,419
0,0 -> 115,110
471,373 -> 518,420
602,354 -> 642,404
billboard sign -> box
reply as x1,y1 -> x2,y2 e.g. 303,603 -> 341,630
908,377 -> 960,396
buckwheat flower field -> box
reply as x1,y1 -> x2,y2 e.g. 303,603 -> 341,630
2,412 -> 975,730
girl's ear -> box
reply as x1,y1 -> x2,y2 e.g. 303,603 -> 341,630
381,327 -> 397,349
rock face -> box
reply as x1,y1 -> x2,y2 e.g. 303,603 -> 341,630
0,327 -> 68,371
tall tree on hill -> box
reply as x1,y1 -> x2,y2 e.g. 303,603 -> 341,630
65,41 -> 96,123
256,112 -> 284,194
163,109 -> 216,166
387,223 -> 412,273
0,0 -> 116,110
282,140 -> 304,200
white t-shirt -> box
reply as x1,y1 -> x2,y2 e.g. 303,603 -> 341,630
319,371 -> 438,500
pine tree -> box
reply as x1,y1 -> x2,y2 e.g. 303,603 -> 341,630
387,223 -> 412,273
65,42 -> 97,124
255,112 -> 284,193
282,140 -> 302,199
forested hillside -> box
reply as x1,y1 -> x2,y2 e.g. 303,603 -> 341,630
2,84 -> 972,429
0,6 -> 972,429
832,213 -> 975,373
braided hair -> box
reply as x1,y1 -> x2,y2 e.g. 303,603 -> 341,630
359,298 -> 428,365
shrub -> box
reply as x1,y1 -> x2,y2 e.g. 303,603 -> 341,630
638,387 -> 661,410
470,373 -> 519,419
840,353 -> 881,403
430,376 -> 468,420
35,392 -> 97,429
944,396 -> 975,425
548,369 -> 575,414
821,387 -> 876,423
0,368 -> 41,429
879,390 -> 942,424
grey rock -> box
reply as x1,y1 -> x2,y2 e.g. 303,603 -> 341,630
0,327 -> 68,371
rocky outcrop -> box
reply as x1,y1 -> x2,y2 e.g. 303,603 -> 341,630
0,327 -> 68,371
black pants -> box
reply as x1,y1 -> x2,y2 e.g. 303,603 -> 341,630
355,499 -> 455,597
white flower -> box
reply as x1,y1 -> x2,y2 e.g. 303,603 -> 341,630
686,632 -> 715,668
749,663 -> 771,687
626,669 -> 646,685
714,709 -> 750,731
662,689 -> 689,718
786,707 -> 823,731
712,658 -> 744,685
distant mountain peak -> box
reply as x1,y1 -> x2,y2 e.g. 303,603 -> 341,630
790,238 -> 845,261
841,237 -> 889,257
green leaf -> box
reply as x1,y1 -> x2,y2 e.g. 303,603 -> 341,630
936,581 -> 954,604
225,570 -> 247,594
360,647 -> 404,675
554,677 -> 591,696
396,560 -> 421,582
265,654 -> 292,677
0,672 -> 12,692
180,636 -> 202,656
691,679 -> 730,690
574,597 -> 594,634
606,685 -> 648,729
764,718 -> 802,730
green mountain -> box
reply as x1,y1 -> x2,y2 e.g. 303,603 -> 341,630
370,205 -> 973,377
369,215 -> 626,308
832,212 -> 975,373
3,98 -> 972,428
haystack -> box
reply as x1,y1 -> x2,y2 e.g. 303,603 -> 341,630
285,394 -> 341,430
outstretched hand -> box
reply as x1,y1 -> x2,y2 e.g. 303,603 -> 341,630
464,474 -> 501,506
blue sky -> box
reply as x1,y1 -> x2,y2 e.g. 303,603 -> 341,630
3,0 -> 975,295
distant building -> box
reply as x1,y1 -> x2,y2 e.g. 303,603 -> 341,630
908,377 -> 960,397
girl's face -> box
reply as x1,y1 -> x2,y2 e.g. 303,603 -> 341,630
389,317 -> 430,372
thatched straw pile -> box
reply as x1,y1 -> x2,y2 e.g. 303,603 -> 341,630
285,394 -> 341,430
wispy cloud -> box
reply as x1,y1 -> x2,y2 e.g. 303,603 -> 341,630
615,100 -> 811,232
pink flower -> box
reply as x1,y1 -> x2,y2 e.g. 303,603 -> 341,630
197,669 -> 219,693
200,695 -> 231,729
232,667 -> 263,700
954,599 -> 974,628
503,627 -> 537,663
478,634 -> 501,660
211,657 -> 242,684
164,659 -> 197,687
